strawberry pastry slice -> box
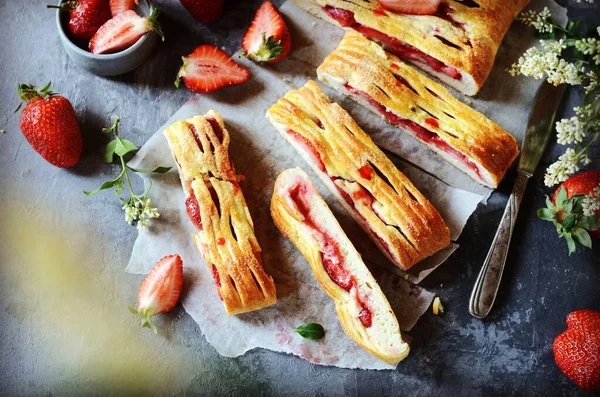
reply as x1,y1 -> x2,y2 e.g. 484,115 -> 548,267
317,32 -> 519,188
271,168 -> 410,364
163,110 -> 276,315
293,0 -> 530,95
267,80 -> 450,270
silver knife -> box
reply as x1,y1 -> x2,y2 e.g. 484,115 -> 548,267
469,82 -> 566,319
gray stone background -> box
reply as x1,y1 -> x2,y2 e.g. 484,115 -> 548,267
0,0 -> 599,396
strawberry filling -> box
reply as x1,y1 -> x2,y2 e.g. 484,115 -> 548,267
211,264 -> 223,301
186,191 -> 203,230
358,164 -> 374,180
289,182 -> 373,328
324,6 -> 462,80
286,129 -> 326,172
343,84 -> 485,182
206,117 -> 224,143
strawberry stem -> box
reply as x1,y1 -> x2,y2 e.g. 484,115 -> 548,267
15,82 -> 57,112
46,1 -> 78,11
146,8 -> 164,41
244,32 -> 283,63
129,306 -> 158,334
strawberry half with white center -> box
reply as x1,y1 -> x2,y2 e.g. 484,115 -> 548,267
109,0 -> 138,16
89,9 -> 164,54
242,1 -> 291,64
175,45 -> 250,94
129,254 -> 184,334
377,0 -> 441,15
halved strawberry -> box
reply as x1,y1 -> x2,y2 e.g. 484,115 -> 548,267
175,45 -> 250,94
109,0 -> 138,16
242,1 -> 291,64
89,9 -> 164,54
377,0 -> 441,15
129,254 -> 184,334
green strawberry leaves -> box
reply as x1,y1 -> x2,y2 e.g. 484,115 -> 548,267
295,322 -> 325,341
537,186 -> 599,254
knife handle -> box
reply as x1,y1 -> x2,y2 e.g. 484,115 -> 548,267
469,173 -> 529,319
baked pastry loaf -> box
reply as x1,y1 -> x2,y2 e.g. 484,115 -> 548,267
294,0 -> 530,95
164,110 -> 277,315
271,168 -> 410,364
317,31 -> 519,188
266,80 -> 450,270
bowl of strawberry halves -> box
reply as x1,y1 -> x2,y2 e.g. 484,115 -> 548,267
51,0 -> 163,76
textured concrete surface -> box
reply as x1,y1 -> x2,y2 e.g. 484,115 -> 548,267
1,0 -> 599,396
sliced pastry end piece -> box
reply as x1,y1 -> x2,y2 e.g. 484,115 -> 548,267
271,168 -> 410,364
293,0 -> 531,95
266,80 -> 450,270
164,111 -> 277,315
317,31 -> 519,188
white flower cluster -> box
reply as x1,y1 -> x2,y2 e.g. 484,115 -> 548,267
582,185 -> 600,217
575,38 -> 600,65
123,197 -> 160,230
509,40 -> 583,86
556,116 -> 585,145
518,7 -> 553,33
544,148 -> 591,186
575,0 -> 595,3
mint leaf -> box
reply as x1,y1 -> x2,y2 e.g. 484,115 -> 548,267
295,323 -> 325,340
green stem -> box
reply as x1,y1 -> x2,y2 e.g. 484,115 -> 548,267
120,155 -> 136,201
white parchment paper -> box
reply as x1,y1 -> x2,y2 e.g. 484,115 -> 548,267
125,0 -> 566,369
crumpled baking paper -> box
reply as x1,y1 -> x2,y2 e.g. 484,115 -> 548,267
125,0 -> 565,370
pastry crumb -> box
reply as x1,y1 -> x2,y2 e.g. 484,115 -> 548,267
463,96 -> 472,105
432,297 -> 444,315
404,274 -> 409,280
440,283 -> 443,288
270,164 -> 276,168
312,21 -> 316,27
424,356 -> 433,363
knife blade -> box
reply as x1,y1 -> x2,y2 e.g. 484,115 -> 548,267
469,82 -> 566,319
519,82 -> 566,176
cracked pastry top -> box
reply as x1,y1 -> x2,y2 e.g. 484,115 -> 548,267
164,110 -> 277,315
317,31 -> 519,188
271,168 -> 410,364
294,0 -> 530,95
266,80 -> 450,271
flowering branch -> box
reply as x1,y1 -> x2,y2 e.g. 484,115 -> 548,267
84,117 -> 171,230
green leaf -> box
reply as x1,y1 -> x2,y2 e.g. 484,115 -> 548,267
563,213 -> 577,231
83,177 -> 123,196
114,138 -> 138,157
572,227 -> 592,249
127,165 -> 172,174
579,215 -> 600,231
545,196 -> 556,212
104,139 -> 118,163
563,198 -> 573,213
537,208 -> 555,221
565,233 -> 576,255
555,187 -> 568,209
295,323 -> 325,341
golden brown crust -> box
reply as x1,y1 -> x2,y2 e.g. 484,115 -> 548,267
270,168 -> 409,364
164,111 -> 276,315
317,31 -> 519,188
294,0 -> 530,94
266,80 -> 450,270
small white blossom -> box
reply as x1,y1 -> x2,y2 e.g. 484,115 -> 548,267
582,185 -> 600,217
556,116 -> 586,145
575,38 -> 600,64
547,58 -> 584,86
544,148 -> 581,186
518,8 -> 553,33
584,70 -> 599,93
122,197 -> 160,229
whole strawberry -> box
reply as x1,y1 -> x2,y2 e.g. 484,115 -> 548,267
538,170 -> 600,253
179,0 -> 224,24
553,310 -> 600,391
48,0 -> 112,42
16,83 -> 83,168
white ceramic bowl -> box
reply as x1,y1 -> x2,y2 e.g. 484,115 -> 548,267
55,0 -> 159,76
